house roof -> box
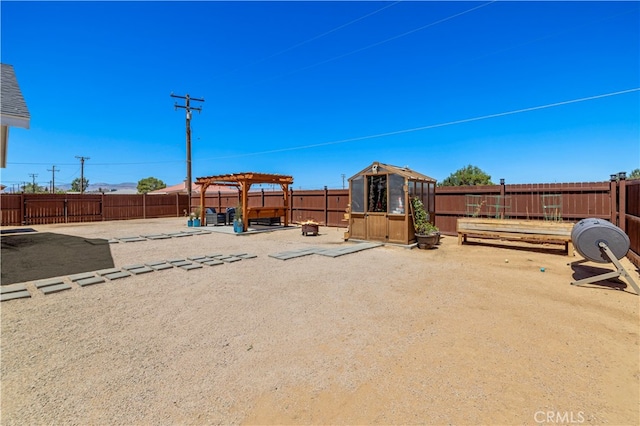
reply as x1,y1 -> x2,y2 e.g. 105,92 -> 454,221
1,64 -> 30,128
349,161 -> 436,182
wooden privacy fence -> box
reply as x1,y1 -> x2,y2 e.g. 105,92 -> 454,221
1,181 -> 637,267
0,193 -> 189,225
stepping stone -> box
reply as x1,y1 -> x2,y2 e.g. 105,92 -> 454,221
181,229 -> 202,234
207,253 -> 224,258
180,264 -> 203,271
202,259 -> 224,266
96,268 -> 121,276
128,266 -> 154,275
143,234 -> 171,240
1,283 -> 28,293
76,277 -> 106,287
236,254 -> 257,259
118,237 -> 146,242
146,260 -> 168,266
1,290 -> 31,302
167,258 -> 185,263
188,255 -> 208,261
149,263 -> 174,271
122,264 -> 146,271
108,239 -> 120,244
229,252 -> 248,257
169,260 -> 192,267
1,284 -> 31,302
167,232 -> 191,238
103,271 -> 131,280
220,256 -> 242,263
68,272 -> 95,282
35,278 -> 67,288
41,283 -> 73,294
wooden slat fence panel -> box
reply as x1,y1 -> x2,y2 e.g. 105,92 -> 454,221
0,194 -> 22,226
103,195 -> 144,220
624,179 -> 640,267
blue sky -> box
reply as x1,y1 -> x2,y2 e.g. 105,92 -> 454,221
1,1 -> 639,190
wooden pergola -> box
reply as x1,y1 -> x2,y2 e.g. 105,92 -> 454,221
195,172 -> 294,232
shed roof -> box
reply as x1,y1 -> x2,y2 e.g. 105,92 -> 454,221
1,64 -> 30,128
349,161 -> 436,182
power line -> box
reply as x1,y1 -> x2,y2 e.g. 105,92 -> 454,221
212,1 -> 403,80
198,87 -> 640,160
242,1 -> 496,89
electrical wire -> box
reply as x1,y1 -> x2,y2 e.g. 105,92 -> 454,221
198,87 -> 640,160
211,1 -> 403,80
241,1 -> 496,89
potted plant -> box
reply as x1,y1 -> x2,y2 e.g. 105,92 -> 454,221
189,207 -> 202,227
233,203 -> 243,233
411,197 -> 439,249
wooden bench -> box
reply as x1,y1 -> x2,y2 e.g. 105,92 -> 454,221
246,207 -> 286,226
457,218 -> 575,256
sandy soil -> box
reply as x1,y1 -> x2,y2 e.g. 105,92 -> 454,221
1,218 -> 638,425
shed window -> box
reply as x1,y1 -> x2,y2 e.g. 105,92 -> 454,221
388,173 -> 405,214
367,175 -> 387,212
351,176 -> 364,213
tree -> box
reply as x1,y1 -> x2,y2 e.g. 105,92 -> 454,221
629,168 -> 640,179
439,165 -> 494,186
23,183 -> 47,193
71,177 -> 89,192
137,176 -> 166,194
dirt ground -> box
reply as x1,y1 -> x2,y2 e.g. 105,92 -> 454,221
1,218 -> 638,425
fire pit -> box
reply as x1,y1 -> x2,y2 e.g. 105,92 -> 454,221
301,220 -> 319,236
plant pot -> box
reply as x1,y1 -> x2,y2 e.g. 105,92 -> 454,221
416,233 -> 438,249
193,218 -> 201,227
233,220 -> 244,233
187,219 -> 193,227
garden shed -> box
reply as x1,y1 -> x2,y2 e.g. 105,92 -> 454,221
347,161 -> 436,245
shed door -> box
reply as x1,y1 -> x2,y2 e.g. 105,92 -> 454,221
366,213 -> 387,241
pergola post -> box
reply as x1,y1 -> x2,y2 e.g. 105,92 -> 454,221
241,182 -> 251,232
280,183 -> 290,227
199,182 -> 208,224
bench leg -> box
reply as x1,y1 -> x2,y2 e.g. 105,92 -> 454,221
458,233 -> 464,245
566,241 -> 575,257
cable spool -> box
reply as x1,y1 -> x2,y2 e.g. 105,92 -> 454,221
569,218 -> 638,295
571,218 -> 630,263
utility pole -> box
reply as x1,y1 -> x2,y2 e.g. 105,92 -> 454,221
75,156 -> 90,193
341,174 -> 346,189
28,173 -> 38,193
171,93 -> 204,204
48,165 -> 60,193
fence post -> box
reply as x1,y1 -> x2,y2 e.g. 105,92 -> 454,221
290,189 -> 294,224
619,175 -> 626,232
324,186 -> 328,225
610,176 -> 617,225
143,193 -> 146,219
261,188 -> 265,207
20,193 -> 25,225
499,179 -> 505,219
